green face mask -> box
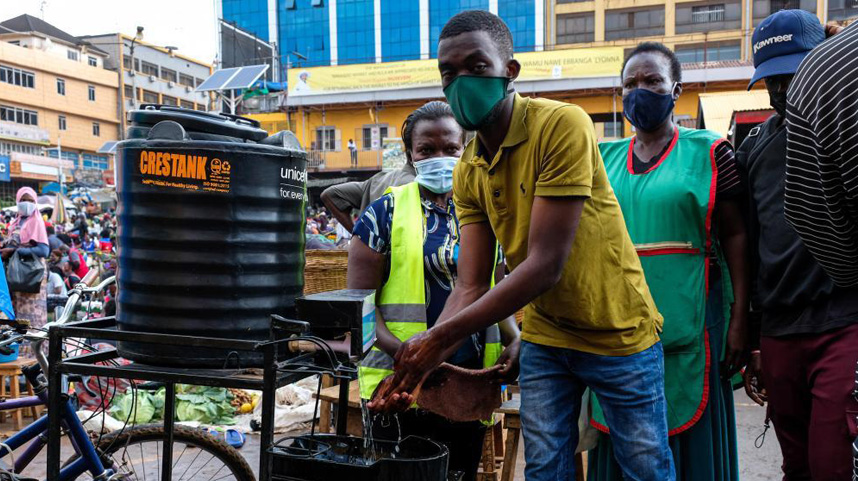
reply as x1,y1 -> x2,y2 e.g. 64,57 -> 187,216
443,75 -> 511,131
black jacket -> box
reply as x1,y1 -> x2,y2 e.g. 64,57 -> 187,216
737,115 -> 858,342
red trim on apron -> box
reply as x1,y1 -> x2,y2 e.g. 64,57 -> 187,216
589,332 -> 712,437
626,127 -> 680,175
636,248 -> 699,256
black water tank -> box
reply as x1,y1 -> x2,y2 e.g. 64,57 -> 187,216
115,105 -> 306,367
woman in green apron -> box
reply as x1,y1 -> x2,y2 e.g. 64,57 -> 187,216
588,42 -> 749,481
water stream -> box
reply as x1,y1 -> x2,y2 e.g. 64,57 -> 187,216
356,375 -> 403,465
358,374 -> 379,465
360,398 -> 378,464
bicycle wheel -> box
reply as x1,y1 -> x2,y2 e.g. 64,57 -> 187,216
67,423 -> 255,481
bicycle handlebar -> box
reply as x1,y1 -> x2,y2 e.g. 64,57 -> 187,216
28,274 -> 116,376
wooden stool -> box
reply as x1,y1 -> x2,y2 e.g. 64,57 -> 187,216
476,418 -> 504,481
496,398 -> 585,481
314,380 -> 362,436
0,358 -> 42,431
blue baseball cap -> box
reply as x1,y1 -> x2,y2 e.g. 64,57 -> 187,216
748,9 -> 825,90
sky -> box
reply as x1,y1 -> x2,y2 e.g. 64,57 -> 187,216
3,0 -> 219,64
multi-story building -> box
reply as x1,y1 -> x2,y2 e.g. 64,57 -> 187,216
0,14 -> 119,197
218,0 -> 544,69
546,0 -> 853,65
81,33 -> 214,136
219,1 -> 856,186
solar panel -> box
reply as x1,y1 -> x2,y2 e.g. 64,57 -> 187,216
222,65 -> 269,90
195,68 -> 241,92
97,141 -> 118,154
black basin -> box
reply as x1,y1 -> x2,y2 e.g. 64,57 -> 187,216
269,434 -> 449,481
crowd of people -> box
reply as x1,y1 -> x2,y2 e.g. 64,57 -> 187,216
304,206 -> 352,249
319,8 -> 858,481
0,188 -> 116,354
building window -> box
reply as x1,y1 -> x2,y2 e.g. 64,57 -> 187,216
603,121 -> 623,138
675,41 -> 742,63
556,13 -> 596,44
677,1 -> 741,33
88,56 -> 98,67
92,122 -> 100,137
161,95 -> 178,106
179,73 -> 195,87
196,103 -> 207,112
754,0 -> 816,25
315,126 -> 337,151
311,0 -> 323,6
58,115 -> 67,131
124,84 -> 136,99
180,100 -> 194,109
828,0 -> 858,21
141,61 -> 159,77
47,149 -> 80,162
362,125 -> 388,150
692,4 -> 726,22
88,85 -> 96,101
160,67 -> 177,83
82,153 -> 109,170
0,105 -> 38,126
142,90 -> 159,104
67,50 -> 78,61
772,0 -> 800,8
123,55 -> 141,72
605,7 -> 665,40
0,65 -> 35,88
56,78 -> 65,95
285,0 -> 296,8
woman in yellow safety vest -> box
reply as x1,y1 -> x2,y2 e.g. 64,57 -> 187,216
348,101 -> 521,481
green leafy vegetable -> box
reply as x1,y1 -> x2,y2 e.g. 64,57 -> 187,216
109,385 -> 235,426
109,391 -> 156,425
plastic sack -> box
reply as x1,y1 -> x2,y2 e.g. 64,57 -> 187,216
6,250 -> 42,293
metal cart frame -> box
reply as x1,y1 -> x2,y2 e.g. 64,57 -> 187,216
46,316 -> 354,480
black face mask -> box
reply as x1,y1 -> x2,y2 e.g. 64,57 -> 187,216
769,90 -> 787,118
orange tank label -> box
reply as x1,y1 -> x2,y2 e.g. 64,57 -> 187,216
138,150 -> 231,193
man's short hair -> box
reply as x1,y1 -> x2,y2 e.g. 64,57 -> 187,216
440,10 -> 514,60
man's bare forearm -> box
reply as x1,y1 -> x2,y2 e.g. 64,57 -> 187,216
320,191 -> 355,232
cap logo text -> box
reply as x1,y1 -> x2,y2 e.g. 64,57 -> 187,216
754,34 -> 794,54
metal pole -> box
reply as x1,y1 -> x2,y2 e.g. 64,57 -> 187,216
161,383 -> 176,480
335,377 -> 349,436
612,87 -> 617,138
57,136 -> 63,194
261,343 -> 277,480
47,326 -> 63,480
745,0 -> 752,61
130,39 -> 138,109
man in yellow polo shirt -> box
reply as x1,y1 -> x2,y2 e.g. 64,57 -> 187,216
369,10 -> 674,481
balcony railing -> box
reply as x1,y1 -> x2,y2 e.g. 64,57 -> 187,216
306,149 -> 384,171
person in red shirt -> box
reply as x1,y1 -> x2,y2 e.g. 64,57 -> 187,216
68,236 -> 90,279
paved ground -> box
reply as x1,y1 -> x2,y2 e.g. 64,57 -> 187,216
11,390 -> 782,479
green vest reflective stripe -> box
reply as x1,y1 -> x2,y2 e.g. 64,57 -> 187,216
358,182 -> 502,402
594,127 -> 731,435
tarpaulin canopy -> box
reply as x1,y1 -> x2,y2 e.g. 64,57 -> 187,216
697,90 -> 773,138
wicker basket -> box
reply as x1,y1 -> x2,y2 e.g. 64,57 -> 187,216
303,249 -> 349,295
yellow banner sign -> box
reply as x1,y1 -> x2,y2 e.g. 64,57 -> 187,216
288,47 -> 623,97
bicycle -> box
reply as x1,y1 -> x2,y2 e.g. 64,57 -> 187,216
0,275 -> 256,480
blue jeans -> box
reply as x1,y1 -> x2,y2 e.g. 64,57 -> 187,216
519,340 -> 675,481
